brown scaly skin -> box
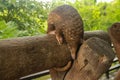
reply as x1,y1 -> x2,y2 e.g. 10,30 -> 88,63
47,5 -> 84,60
108,22 -> 120,60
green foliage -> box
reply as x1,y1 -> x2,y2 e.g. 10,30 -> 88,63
33,75 -> 50,80
0,0 -> 50,39
0,20 -> 18,38
70,0 -> 120,31
0,0 -> 120,39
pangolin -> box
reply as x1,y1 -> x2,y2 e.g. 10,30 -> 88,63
47,5 -> 84,59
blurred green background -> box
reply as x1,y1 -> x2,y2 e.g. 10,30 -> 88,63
0,0 -> 120,39
0,0 -> 120,80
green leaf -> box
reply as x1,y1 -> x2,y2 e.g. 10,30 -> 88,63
0,20 -> 7,30
11,0 -> 16,3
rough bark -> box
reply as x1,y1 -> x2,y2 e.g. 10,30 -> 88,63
0,30 -> 111,80
64,37 -> 115,80
108,22 -> 120,80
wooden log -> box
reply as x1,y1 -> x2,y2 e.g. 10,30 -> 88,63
108,22 -> 120,80
64,37 -> 115,80
0,34 -> 71,80
0,30 -> 111,80
84,30 -> 111,44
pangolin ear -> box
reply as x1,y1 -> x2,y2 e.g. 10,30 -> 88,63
47,23 -> 55,34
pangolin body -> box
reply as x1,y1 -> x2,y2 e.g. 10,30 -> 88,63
47,5 -> 84,59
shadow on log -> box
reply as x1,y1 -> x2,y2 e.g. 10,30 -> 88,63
0,30 -> 112,80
